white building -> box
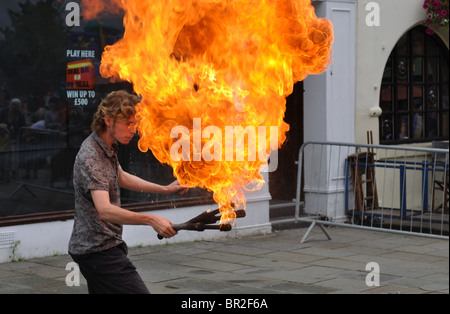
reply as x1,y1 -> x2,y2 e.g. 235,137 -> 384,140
0,0 -> 448,262
302,0 -> 448,220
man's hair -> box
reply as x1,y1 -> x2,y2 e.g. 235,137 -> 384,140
91,90 -> 140,134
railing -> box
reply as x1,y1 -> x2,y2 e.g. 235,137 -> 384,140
294,141 -> 449,242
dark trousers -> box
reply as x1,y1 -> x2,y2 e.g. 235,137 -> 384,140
70,244 -> 150,294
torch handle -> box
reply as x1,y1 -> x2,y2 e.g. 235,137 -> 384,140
156,208 -> 245,239
157,222 -> 232,239
157,222 -> 204,240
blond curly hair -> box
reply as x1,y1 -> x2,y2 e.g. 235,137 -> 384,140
91,90 -> 140,134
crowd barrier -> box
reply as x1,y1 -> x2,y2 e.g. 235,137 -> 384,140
294,141 -> 449,242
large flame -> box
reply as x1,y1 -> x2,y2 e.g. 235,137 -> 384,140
82,0 -> 333,224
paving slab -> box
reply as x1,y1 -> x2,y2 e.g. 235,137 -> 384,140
0,226 -> 447,295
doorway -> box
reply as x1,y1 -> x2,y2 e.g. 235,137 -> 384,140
269,81 -> 304,216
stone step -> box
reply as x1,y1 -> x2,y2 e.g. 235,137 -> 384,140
269,199 -> 308,231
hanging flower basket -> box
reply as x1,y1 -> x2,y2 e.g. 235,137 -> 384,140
423,0 -> 449,35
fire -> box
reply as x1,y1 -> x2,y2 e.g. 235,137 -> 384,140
81,0 -> 333,224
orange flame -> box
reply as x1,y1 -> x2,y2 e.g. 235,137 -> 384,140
82,0 -> 333,224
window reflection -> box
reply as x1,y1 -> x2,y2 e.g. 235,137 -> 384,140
380,86 -> 392,112
397,59 -> 409,82
397,85 -> 408,110
412,85 -> 423,110
379,25 -> 449,144
412,57 -> 423,82
380,116 -> 393,141
398,115 -> 409,140
0,0 -> 210,219
412,113 -> 424,139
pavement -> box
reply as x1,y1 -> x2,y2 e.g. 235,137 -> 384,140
0,225 -> 448,295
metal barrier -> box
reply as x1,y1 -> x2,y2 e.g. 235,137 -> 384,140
294,141 -> 449,242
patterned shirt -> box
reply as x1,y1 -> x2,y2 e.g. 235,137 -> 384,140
68,131 -> 125,255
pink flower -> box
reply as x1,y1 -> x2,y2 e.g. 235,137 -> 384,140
423,0 -> 448,35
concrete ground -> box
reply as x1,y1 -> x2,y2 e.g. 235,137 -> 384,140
0,225 -> 448,294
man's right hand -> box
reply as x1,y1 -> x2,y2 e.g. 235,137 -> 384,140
150,215 -> 177,238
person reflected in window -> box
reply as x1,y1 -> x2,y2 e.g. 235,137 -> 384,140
30,107 -> 47,130
0,98 -> 26,179
44,97 -> 63,130
0,98 -> 26,140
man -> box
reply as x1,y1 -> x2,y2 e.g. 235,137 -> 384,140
68,90 -> 187,294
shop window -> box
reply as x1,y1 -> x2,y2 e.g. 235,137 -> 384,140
379,26 -> 449,144
0,1 -> 211,225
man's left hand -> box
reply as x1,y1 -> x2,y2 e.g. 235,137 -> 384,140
166,180 -> 189,195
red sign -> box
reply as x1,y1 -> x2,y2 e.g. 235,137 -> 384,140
66,59 -> 95,90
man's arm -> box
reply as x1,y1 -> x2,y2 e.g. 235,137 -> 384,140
91,190 -> 177,238
118,165 -> 187,195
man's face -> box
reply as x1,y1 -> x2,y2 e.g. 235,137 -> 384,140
110,115 -> 138,145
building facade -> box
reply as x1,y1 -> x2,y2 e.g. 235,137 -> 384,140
302,0 -> 448,220
0,0 -> 448,261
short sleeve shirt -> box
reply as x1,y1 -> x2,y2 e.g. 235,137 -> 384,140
68,131 -> 124,255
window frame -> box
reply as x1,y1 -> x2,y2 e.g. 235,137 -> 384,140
379,25 -> 449,145
0,196 -> 216,227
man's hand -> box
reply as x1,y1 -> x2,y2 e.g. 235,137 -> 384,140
165,180 -> 189,195
151,215 -> 177,238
